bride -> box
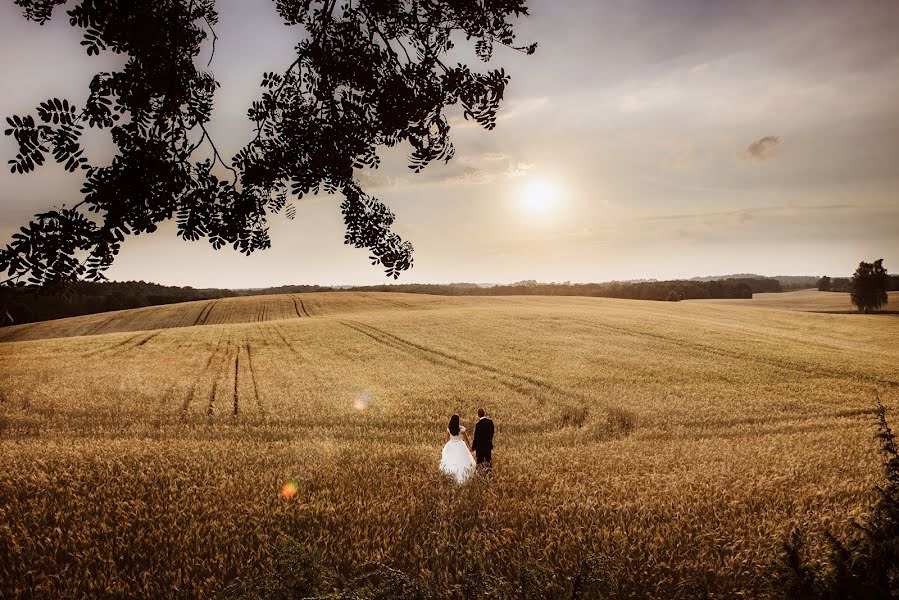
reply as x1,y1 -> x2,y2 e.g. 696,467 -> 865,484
440,414 -> 477,484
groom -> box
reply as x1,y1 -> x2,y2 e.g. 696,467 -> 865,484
470,408 -> 494,470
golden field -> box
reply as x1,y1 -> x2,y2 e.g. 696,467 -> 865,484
691,288 -> 899,313
1,291 -> 897,598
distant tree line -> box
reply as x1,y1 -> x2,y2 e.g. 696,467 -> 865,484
349,277 -> 783,301
818,274 -> 899,293
1,277 -> 786,326
688,274 -> 816,291
235,284 -> 335,297
0,281 -> 238,325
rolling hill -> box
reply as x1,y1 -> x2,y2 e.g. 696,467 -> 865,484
692,288 -> 899,313
1,291 -> 897,596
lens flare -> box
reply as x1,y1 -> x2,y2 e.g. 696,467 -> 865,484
353,390 -> 372,411
281,479 -> 299,499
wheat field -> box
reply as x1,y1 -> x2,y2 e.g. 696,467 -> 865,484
1,291 -> 897,597
691,288 -> 899,313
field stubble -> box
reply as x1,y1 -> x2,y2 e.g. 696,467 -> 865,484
1,292 -> 897,597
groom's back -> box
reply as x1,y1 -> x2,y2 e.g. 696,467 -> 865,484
476,417 -> 494,449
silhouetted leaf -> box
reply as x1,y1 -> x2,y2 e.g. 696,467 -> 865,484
4,0 -> 534,286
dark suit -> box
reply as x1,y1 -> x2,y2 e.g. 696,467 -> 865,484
471,416 -> 494,466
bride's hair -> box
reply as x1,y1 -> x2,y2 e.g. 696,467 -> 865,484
448,414 -> 460,436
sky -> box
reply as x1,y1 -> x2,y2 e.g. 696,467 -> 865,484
1,0 -> 897,287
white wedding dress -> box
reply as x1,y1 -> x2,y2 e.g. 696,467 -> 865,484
440,426 -> 476,484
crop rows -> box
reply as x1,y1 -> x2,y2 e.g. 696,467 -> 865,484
1,292 -> 898,597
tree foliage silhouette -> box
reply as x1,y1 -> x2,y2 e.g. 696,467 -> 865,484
1,0 -> 535,287
778,397 -> 899,599
850,259 -> 889,314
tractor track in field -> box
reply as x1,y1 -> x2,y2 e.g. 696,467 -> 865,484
152,379 -> 181,424
289,295 -> 312,317
232,349 -> 240,415
673,406 -> 877,431
244,341 -> 264,414
286,295 -> 312,318
182,338 -> 225,414
267,322 -> 326,388
82,332 -> 143,357
566,317 -> 899,389
644,417 -> 860,443
82,331 -> 160,358
0,322 -> 39,343
83,311 -> 129,336
136,331 -> 160,347
269,322 -> 301,357
364,293 -> 416,310
207,341 -> 233,416
193,300 -> 218,327
340,320 -> 586,404
290,296 -> 303,318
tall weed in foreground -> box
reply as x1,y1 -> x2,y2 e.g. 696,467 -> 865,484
777,395 -> 899,599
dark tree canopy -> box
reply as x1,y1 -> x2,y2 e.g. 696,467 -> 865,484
816,275 -> 831,292
850,258 -> 889,313
1,0 -> 535,287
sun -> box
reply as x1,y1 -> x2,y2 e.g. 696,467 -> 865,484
520,178 -> 561,216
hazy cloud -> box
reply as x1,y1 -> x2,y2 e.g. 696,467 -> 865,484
448,96 -> 549,129
505,162 -> 535,178
440,167 -> 497,186
3,0 -> 898,285
661,144 -> 710,170
356,152 -> 523,190
638,203 -> 855,226
479,152 -> 511,162
362,153 -> 535,189
740,136 -> 781,162
355,171 -> 411,192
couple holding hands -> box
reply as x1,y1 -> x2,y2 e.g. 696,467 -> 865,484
439,408 -> 494,484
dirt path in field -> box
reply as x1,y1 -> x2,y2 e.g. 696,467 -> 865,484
290,295 -> 312,318
243,341 -> 264,415
81,331 -> 161,358
340,320 -> 588,404
567,317 -> 899,389
193,299 -> 219,327
182,338 -> 225,414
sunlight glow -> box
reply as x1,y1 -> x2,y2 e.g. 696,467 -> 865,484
520,178 -> 561,216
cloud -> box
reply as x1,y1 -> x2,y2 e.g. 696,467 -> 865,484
355,171 -> 411,191
504,162 -> 534,178
661,144 -> 710,170
440,166 -> 497,186
630,201 -> 897,246
639,203 -> 853,224
740,135 -> 781,162
441,155 -> 533,185
354,151 -> 534,192
496,96 -> 549,122
447,96 -> 549,130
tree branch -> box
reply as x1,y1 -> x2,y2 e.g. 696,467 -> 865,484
199,121 -> 238,185
204,16 -> 218,67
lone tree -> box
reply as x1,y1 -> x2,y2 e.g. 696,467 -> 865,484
816,275 -> 831,291
850,259 -> 889,313
1,0 -> 536,287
